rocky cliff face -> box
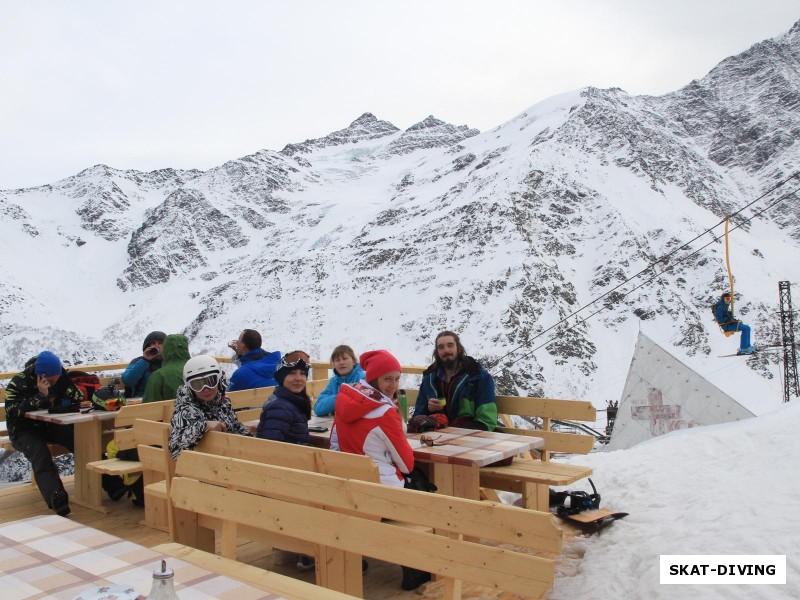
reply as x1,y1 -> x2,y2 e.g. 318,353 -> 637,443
2,21 -> 799,408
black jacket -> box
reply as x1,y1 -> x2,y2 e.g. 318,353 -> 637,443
5,356 -> 83,438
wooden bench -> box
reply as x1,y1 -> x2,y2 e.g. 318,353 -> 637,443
192,431 -> 385,560
170,450 -> 562,599
84,381 -> 309,485
126,412 -> 364,535
481,395 -> 596,510
131,419 -> 175,531
404,389 -> 596,510
86,400 -> 174,478
84,405 -> 174,528
125,420 -> 420,547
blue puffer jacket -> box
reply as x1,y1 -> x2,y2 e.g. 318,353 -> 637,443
313,364 -> 367,416
255,386 -> 311,444
228,348 -> 281,392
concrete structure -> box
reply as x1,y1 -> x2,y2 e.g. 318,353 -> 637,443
607,332 -> 754,450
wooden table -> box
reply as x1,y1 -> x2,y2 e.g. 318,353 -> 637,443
0,515 -> 306,599
407,427 -> 544,500
25,409 -> 117,513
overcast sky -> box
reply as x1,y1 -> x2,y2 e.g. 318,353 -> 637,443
1,1 -> 798,190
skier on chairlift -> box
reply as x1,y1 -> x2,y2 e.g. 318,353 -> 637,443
713,291 -> 755,355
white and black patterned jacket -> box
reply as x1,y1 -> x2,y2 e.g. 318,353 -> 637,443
168,378 -> 251,459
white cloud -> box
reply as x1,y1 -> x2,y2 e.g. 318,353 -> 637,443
1,0 -> 798,189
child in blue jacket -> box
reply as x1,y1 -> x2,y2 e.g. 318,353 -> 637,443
313,345 -> 366,416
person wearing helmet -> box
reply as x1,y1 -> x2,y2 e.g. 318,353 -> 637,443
167,355 -> 251,459
713,292 -> 755,354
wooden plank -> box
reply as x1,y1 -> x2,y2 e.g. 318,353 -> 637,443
86,458 -> 143,475
495,395 -> 596,421
197,514 -> 317,557
496,427 -> 595,455
152,542 -> 361,600
480,461 -> 592,487
171,477 -> 555,597
0,362 -> 131,380
138,444 -> 171,478
114,427 -> 139,451
133,419 -> 170,447
233,407 -> 261,422
194,431 -> 380,483
306,378 -> 331,398
227,386 -> 275,410
176,451 -> 561,553
115,401 -> 172,427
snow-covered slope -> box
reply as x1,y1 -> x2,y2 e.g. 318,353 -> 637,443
551,398 -> 800,599
2,21 -> 800,419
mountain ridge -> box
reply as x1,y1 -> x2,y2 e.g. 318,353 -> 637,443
2,21 -> 799,414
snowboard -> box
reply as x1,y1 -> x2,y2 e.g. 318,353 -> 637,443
559,508 -> 629,530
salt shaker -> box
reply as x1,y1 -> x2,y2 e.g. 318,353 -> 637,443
146,559 -> 179,599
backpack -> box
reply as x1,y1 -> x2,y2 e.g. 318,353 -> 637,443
68,371 -> 101,405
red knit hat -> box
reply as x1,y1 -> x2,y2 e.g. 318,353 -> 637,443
360,350 -> 401,382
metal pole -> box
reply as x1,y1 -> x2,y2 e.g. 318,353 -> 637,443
778,281 -> 799,403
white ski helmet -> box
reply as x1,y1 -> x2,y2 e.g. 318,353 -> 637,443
183,355 -> 220,383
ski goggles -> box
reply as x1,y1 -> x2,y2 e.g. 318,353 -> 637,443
277,357 -> 310,373
187,372 -> 220,393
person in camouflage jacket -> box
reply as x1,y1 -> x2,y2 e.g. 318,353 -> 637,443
5,351 -> 84,515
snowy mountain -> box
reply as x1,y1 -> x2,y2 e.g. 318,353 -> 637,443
2,20 -> 800,418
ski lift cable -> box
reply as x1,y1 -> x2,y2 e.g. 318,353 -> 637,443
503,187 -> 798,371
488,173 -> 800,373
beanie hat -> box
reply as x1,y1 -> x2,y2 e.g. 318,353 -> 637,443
274,353 -> 310,387
142,331 -> 166,351
360,350 -> 401,382
34,351 -> 62,376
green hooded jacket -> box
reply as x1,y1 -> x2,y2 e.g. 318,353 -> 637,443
142,334 -> 190,403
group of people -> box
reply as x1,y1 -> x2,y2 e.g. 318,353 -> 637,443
3,327 -> 496,590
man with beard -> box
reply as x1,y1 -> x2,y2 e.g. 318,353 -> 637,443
413,331 -> 497,431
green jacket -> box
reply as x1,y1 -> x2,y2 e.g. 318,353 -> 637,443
5,356 -> 84,439
142,334 -> 190,403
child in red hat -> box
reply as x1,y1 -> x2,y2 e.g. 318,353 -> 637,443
331,349 -> 411,486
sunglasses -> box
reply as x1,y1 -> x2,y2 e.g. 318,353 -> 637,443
419,434 -> 447,447
187,373 -> 220,393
